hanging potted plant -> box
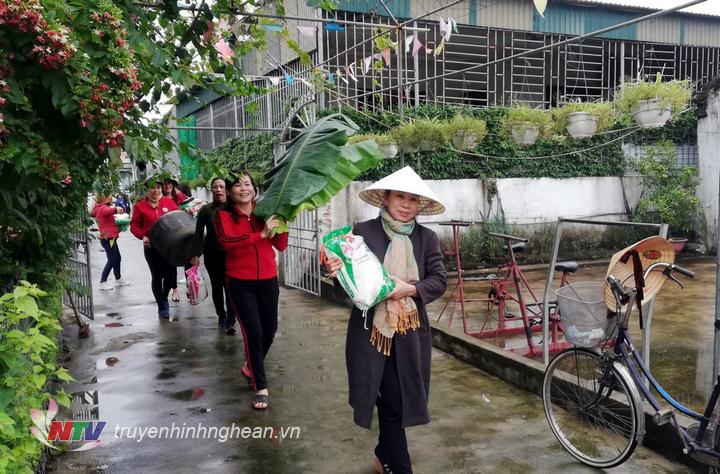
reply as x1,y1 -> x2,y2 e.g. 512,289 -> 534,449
443,115 -> 488,150
375,133 -> 398,158
391,118 -> 448,153
502,107 -> 550,146
348,133 -> 398,159
633,141 -> 701,254
391,122 -> 418,153
414,118 -> 449,151
614,75 -> 692,129
552,101 -> 615,139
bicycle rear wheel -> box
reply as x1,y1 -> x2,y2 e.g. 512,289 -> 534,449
543,347 -> 642,468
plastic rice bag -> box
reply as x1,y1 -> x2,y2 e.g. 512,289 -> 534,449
185,265 -> 208,306
322,225 -> 396,311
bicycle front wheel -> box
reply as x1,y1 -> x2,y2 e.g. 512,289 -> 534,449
543,347 -> 642,468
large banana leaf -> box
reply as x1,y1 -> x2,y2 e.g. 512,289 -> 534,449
253,114 -> 384,230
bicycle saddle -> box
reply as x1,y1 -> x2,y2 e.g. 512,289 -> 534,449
555,261 -> 580,274
510,242 -> 526,253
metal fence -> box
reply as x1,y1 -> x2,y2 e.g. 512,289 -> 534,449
62,229 -> 94,320
322,12 -> 720,111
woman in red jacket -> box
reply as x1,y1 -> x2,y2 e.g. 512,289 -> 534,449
92,194 -> 129,291
130,179 -> 178,318
215,172 -> 288,410
162,176 -> 188,302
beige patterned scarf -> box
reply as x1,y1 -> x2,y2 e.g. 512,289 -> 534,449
370,209 -> 420,355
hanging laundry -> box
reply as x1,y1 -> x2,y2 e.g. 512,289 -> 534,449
261,23 -> 284,32
328,73 -> 335,84
297,25 -> 317,37
268,76 -> 281,86
285,74 -> 295,85
337,68 -> 349,84
325,22 -> 345,32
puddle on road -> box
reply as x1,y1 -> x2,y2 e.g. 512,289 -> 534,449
432,259 -> 718,412
91,332 -> 154,354
164,387 -> 206,401
156,367 -> 177,380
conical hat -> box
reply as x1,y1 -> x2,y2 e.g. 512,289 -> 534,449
359,166 -> 445,215
604,236 -> 675,309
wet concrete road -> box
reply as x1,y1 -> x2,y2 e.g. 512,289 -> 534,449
51,233 -> 694,473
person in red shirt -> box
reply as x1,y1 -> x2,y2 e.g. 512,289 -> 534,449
92,194 -> 129,291
130,178 -> 179,318
162,176 -> 188,302
215,172 -> 288,411
162,176 -> 187,206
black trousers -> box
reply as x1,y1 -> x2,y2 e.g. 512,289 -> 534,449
99,238 -> 121,282
375,348 -> 413,474
143,246 -> 175,311
226,277 -> 279,391
204,248 -> 234,327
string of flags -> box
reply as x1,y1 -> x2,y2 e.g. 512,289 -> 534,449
210,15 -> 462,87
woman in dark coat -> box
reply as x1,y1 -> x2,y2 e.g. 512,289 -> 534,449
326,166 -> 447,474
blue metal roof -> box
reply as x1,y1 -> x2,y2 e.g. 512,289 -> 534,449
333,0 -> 409,19
533,2 -> 637,40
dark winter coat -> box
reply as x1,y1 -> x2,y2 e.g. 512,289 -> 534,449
346,216 -> 447,429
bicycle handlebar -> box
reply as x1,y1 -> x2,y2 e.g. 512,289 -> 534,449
487,232 -> 528,243
670,264 -> 695,278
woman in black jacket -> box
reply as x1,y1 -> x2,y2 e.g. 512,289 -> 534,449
325,166 -> 447,474
191,177 -> 235,334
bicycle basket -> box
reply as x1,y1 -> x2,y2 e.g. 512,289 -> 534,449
556,282 -> 616,347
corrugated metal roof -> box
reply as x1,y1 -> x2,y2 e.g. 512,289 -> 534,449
533,2 -> 637,39
563,0 -> 720,18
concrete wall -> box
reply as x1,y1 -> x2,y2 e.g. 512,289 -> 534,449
698,87 -> 720,251
319,176 -> 642,237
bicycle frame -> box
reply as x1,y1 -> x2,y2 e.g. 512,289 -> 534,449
612,325 -> 720,461
469,238 -> 570,357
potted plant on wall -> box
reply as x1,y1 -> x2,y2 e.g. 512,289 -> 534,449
348,133 -> 399,159
614,75 -> 692,129
443,115 -> 488,150
633,140 -> 701,253
502,106 -> 551,146
391,118 -> 448,153
552,101 -> 615,139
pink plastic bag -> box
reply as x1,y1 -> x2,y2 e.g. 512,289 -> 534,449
185,265 -> 208,306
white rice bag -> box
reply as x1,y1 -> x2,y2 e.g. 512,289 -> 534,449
322,225 -> 395,311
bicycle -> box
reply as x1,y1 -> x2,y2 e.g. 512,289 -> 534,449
541,259 -> 713,469
468,232 -> 580,357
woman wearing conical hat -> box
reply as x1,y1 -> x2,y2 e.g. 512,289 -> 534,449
326,166 -> 447,474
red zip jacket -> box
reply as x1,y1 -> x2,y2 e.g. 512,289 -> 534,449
92,203 -> 120,239
215,207 -> 288,280
130,197 -> 178,240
